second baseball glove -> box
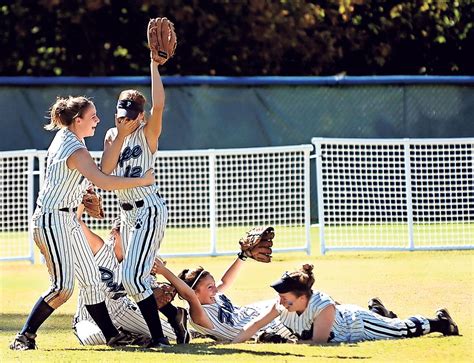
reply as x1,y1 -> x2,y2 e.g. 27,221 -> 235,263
238,226 -> 274,263
147,17 -> 177,65
152,281 -> 177,309
82,188 -> 105,219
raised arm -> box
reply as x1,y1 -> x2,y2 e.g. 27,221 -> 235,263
76,203 -> 104,255
67,148 -> 154,190
152,259 -> 214,329
143,60 -> 165,153
216,257 -> 245,293
232,305 -> 280,343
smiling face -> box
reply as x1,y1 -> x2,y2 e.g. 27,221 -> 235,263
75,104 -> 100,138
194,274 -> 218,305
278,291 -> 308,313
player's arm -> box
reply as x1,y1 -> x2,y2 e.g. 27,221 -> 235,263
143,60 -> 164,154
67,148 -> 154,190
231,304 -> 280,343
76,204 -> 104,255
152,259 -> 214,329
101,118 -> 140,174
216,256 -> 245,293
296,304 -> 336,345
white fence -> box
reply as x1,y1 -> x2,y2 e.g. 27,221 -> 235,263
0,145 -> 313,263
312,137 -> 474,254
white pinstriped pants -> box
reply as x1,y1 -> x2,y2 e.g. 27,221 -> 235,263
119,194 -> 168,302
73,297 -> 176,345
32,209 -> 105,309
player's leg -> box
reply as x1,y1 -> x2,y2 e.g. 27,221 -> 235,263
368,297 -> 398,318
112,297 -> 177,341
121,201 -> 170,347
10,213 -> 75,350
73,320 -> 107,345
72,220 -> 123,344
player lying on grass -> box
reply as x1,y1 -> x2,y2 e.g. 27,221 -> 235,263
73,203 -> 189,346
151,227 -> 403,343
232,263 -> 460,344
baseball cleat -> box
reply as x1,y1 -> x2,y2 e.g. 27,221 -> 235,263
144,337 -> 171,348
9,332 -> 37,350
436,308 -> 459,336
107,329 -> 137,347
169,307 -> 190,344
368,297 -> 398,319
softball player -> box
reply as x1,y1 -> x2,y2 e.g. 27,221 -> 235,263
99,58 -> 176,347
152,257 -> 297,342
10,96 -> 155,351
232,264 -> 460,344
73,208 -> 183,345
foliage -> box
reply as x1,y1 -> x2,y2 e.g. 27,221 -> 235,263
0,0 -> 472,76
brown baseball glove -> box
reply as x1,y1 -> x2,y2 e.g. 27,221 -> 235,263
82,188 -> 104,219
147,17 -> 177,65
238,226 -> 274,263
152,282 -> 177,309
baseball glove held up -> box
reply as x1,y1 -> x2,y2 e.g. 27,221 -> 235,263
82,188 -> 105,219
238,226 -> 274,263
147,17 -> 177,65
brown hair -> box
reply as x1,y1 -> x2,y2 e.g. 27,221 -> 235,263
287,263 -> 315,298
118,89 -> 146,108
45,96 -> 94,131
178,267 -> 211,290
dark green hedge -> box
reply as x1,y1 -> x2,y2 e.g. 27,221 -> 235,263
1,0 -> 472,76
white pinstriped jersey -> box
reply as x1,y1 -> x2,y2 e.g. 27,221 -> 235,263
74,239 -> 127,323
37,128 -> 87,209
106,124 -> 158,202
73,237 -> 176,344
276,292 -> 431,343
189,293 -> 293,342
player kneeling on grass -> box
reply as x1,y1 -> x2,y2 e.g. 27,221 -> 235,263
232,263 -> 460,344
73,201 -> 189,346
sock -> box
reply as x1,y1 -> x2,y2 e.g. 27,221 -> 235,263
20,297 -> 55,335
428,318 -> 449,334
85,301 -> 119,341
159,303 -> 178,322
137,295 -> 165,341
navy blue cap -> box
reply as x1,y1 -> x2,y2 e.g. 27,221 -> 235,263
116,99 -> 143,120
270,272 -> 307,293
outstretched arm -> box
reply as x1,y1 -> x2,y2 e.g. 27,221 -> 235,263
76,204 -> 104,255
144,60 -> 165,153
232,305 -> 280,343
216,257 -> 245,293
152,259 -> 214,329
67,148 -> 154,190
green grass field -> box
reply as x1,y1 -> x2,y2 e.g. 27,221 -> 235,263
1,250 -> 473,362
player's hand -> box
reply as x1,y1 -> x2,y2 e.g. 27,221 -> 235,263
142,168 -> 155,186
115,116 -> 140,139
152,257 -> 167,275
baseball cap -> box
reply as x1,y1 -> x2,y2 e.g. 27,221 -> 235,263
116,99 -> 143,120
270,271 -> 307,293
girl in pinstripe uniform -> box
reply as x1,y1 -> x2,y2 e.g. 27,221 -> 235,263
10,96 -> 155,351
151,256 -> 297,343
100,59 -> 180,347
72,207 -> 185,346
233,264 -> 460,344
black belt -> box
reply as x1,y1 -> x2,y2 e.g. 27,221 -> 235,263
59,207 -> 78,213
120,199 -> 144,211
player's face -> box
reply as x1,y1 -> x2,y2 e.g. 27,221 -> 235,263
278,292 -> 305,313
78,104 -> 100,137
194,275 -> 218,305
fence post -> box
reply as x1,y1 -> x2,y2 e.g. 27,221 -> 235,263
403,139 -> 415,251
209,151 -> 217,256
